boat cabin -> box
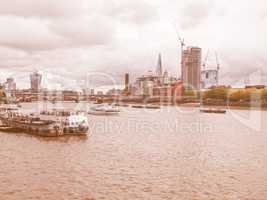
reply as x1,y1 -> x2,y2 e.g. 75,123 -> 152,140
65,114 -> 88,128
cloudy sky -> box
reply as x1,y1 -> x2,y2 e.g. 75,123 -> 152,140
0,0 -> 266,90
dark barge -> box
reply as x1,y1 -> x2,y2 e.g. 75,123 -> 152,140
0,111 -> 89,137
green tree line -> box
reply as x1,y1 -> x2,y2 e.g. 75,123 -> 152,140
203,88 -> 267,102
184,87 -> 267,102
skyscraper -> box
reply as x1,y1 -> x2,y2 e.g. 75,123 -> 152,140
4,77 -> 16,97
181,46 -> 202,90
4,77 -> 16,92
156,53 -> 163,77
125,73 -> 129,91
30,71 -> 42,93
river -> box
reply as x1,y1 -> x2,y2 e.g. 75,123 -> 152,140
0,102 -> 267,200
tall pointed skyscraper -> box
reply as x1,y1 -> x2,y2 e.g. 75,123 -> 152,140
156,53 -> 163,76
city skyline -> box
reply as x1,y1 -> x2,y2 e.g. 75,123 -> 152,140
0,0 -> 266,89
1,2 -> 267,200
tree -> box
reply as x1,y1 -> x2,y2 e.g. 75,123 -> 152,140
261,89 -> 267,101
229,90 -> 247,102
0,88 -> 6,103
229,89 -> 262,102
204,87 -> 228,100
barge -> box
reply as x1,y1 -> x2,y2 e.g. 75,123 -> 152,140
200,108 -> 226,114
145,104 -> 161,109
40,109 -> 71,117
131,105 -> 144,109
0,111 -> 89,137
0,112 -> 63,136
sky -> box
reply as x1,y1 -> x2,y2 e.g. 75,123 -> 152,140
0,0 -> 266,90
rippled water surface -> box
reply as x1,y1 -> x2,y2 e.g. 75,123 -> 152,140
1,102 -> 267,200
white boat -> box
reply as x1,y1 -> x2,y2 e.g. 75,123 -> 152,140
88,105 -> 120,115
62,113 -> 89,135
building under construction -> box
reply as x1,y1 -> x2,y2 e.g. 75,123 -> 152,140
175,29 -> 202,91
181,46 -> 202,90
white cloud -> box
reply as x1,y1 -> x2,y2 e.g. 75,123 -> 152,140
0,16 -> 67,50
0,0 -> 266,88
0,0 -> 86,18
50,15 -> 116,47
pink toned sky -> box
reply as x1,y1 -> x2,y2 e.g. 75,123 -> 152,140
0,0 -> 266,90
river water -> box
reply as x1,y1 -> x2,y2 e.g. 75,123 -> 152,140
0,102 -> 267,200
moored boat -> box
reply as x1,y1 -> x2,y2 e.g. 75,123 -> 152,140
62,114 -> 89,135
0,110 -> 89,137
113,103 -> 129,107
145,104 -> 161,109
131,104 -> 144,108
0,112 -> 63,137
200,108 -> 226,114
0,104 -> 19,112
88,105 -> 120,115
40,109 -> 71,117
119,104 -> 130,107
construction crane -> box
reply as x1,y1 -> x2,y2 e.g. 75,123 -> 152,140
173,25 -> 185,52
215,51 -> 220,71
215,51 -> 220,86
202,49 -> 209,70
172,22 -> 186,80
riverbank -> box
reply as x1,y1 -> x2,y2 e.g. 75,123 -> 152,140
178,103 -> 267,111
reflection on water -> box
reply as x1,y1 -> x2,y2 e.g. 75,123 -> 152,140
0,102 -> 267,200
